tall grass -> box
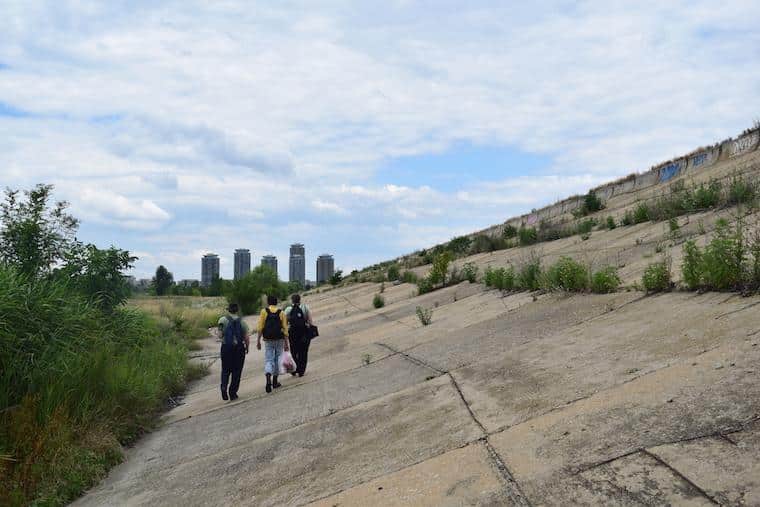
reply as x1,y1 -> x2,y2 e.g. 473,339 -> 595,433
0,269 -> 212,506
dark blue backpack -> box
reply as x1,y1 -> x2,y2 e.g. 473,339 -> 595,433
223,316 -> 243,347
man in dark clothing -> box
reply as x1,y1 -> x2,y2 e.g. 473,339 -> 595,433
217,303 -> 250,400
285,294 -> 314,377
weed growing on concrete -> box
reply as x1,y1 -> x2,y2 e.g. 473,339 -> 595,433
461,262 -> 478,283
361,353 -> 372,365
542,256 -> 589,291
380,281 -> 385,293
401,270 -> 418,284
642,261 -> 671,292
387,264 -> 400,281
484,265 -> 516,291
606,216 -> 616,230
633,203 -> 651,224
517,254 -> 542,291
680,218 -> 749,291
591,267 -> 621,293
372,294 -> 385,308
518,226 -> 538,246
416,306 -> 433,326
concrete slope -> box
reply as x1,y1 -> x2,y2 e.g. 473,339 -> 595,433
76,283 -> 760,506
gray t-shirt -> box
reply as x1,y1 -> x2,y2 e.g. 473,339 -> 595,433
284,303 -> 310,321
218,315 -> 250,345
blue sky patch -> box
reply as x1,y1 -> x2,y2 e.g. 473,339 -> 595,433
375,143 -> 553,192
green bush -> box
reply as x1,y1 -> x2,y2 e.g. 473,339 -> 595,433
620,210 -> 635,226
700,219 -> 745,291
386,264 -> 400,281
580,191 -> 604,216
417,277 -> 434,295
691,181 -> 722,209
372,293 -> 385,308
503,225 -> 518,239
642,261 -> 671,292
606,216 -> 616,230
518,226 -> 538,246
401,270 -> 418,284
517,256 -> 542,291
543,257 -> 589,292
416,306 -> 433,326
576,219 -> 596,235
681,240 -> 703,290
484,266 -> 515,291
591,267 -> 621,293
461,262 -> 478,283
633,203 -> 651,224
726,177 -> 756,206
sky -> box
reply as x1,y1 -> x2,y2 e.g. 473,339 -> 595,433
1,1 -> 759,281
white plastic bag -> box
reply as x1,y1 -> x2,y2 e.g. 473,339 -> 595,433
279,351 -> 297,374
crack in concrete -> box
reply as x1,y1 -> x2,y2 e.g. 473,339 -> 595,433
377,342 -> 446,375
447,372 -> 532,506
641,449 -> 720,505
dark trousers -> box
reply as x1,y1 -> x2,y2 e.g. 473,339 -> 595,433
291,333 -> 311,375
221,344 -> 246,395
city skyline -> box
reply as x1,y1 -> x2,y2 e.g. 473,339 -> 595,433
196,246 -> 335,283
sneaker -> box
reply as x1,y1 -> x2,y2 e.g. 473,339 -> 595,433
221,390 -> 229,401
230,393 -> 238,401
273,381 -> 282,389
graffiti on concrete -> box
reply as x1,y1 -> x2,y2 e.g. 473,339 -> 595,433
730,131 -> 759,158
689,149 -> 717,171
658,161 -> 683,182
526,214 -> 538,225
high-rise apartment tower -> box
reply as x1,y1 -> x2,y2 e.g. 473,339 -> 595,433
233,249 -> 251,280
201,253 -> 220,287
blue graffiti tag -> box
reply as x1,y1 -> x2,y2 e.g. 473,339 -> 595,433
659,162 -> 681,182
691,153 -> 709,168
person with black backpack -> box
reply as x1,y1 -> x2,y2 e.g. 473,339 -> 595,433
256,295 -> 290,393
285,294 -> 314,377
217,303 -> 250,401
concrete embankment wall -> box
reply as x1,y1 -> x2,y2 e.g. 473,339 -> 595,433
396,126 -> 760,266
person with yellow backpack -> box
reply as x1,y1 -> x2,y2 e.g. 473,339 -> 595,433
256,295 -> 290,393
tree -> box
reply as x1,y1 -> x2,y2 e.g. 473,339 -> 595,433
329,270 -> 343,286
59,244 -> 136,312
428,251 -> 453,286
0,184 -> 79,277
152,265 -> 174,296
227,265 -> 282,315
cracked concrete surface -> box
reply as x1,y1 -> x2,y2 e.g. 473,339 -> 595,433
75,285 -> 760,506
76,150 -> 760,506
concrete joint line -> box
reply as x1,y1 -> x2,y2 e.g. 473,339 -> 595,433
446,371 -> 534,504
377,342 -> 445,374
716,300 -> 760,319
483,439 -> 533,507
447,373 -> 487,435
640,449 -> 720,505
165,350 -> 406,426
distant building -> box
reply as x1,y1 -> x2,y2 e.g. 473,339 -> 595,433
261,255 -> 278,274
316,254 -> 335,284
201,253 -> 220,287
289,243 -> 306,284
178,279 -> 199,287
234,249 -> 251,280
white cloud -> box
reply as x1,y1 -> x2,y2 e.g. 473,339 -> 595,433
0,1 -> 758,279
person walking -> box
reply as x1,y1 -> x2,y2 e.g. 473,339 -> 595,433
218,303 -> 250,401
285,294 -> 314,377
256,295 -> 290,393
